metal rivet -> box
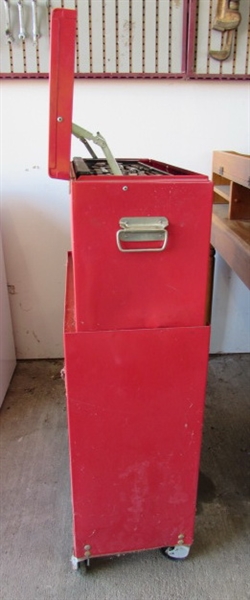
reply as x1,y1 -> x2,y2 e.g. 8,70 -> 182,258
122,186 -> 128,191
84,544 -> 91,550
177,540 -> 184,545
57,116 -> 63,122
178,534 -> 185,539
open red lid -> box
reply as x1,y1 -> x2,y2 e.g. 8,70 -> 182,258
48,9 -> 77,180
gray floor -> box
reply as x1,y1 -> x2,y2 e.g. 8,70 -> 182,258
0,355 -> 249,600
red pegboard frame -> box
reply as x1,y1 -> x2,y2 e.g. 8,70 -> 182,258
0,1 -> 249,80
186,0 -> 250,80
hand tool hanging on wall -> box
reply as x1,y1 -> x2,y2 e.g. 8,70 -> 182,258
212,0 -> 241,31
17,0 -> 26,40
209,0 -> 241,60
31,0 -> 40,44
3,0 -> 14,43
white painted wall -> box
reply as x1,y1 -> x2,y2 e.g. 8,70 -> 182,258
0,234 -> 16,404
1,79 -> 249,358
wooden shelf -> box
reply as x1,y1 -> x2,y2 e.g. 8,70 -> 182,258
212,152 -> 250,220
213,185 -> 230,201
211,204 -> 250,289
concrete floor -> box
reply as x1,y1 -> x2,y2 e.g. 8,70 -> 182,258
0,355 -> 249,600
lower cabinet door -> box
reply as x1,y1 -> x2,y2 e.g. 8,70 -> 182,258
64,323 -> 210,560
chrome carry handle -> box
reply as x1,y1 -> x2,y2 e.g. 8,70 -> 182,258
116,217 -> 169,253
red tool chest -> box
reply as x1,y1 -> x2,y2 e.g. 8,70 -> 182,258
49,9 -> 213,570
70,173 -> 212,331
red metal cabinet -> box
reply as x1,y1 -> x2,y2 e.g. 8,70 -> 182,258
48,8 -> 213,569
64,254 -> 210,561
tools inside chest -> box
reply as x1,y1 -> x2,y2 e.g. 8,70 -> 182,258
72,158 -> 172,178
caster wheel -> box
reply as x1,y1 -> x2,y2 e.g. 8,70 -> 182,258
160,545 -> 190,560
71,555 -> 91,573
71,556 -> 80,571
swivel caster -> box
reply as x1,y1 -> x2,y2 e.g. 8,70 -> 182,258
161,545 -> 191,560
71,555 -> 91,572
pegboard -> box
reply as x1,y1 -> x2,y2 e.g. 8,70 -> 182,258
74,0 -> 186,75
0,0 -> 186,77
0,0 -> 51,74
0,0 -> 249,79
